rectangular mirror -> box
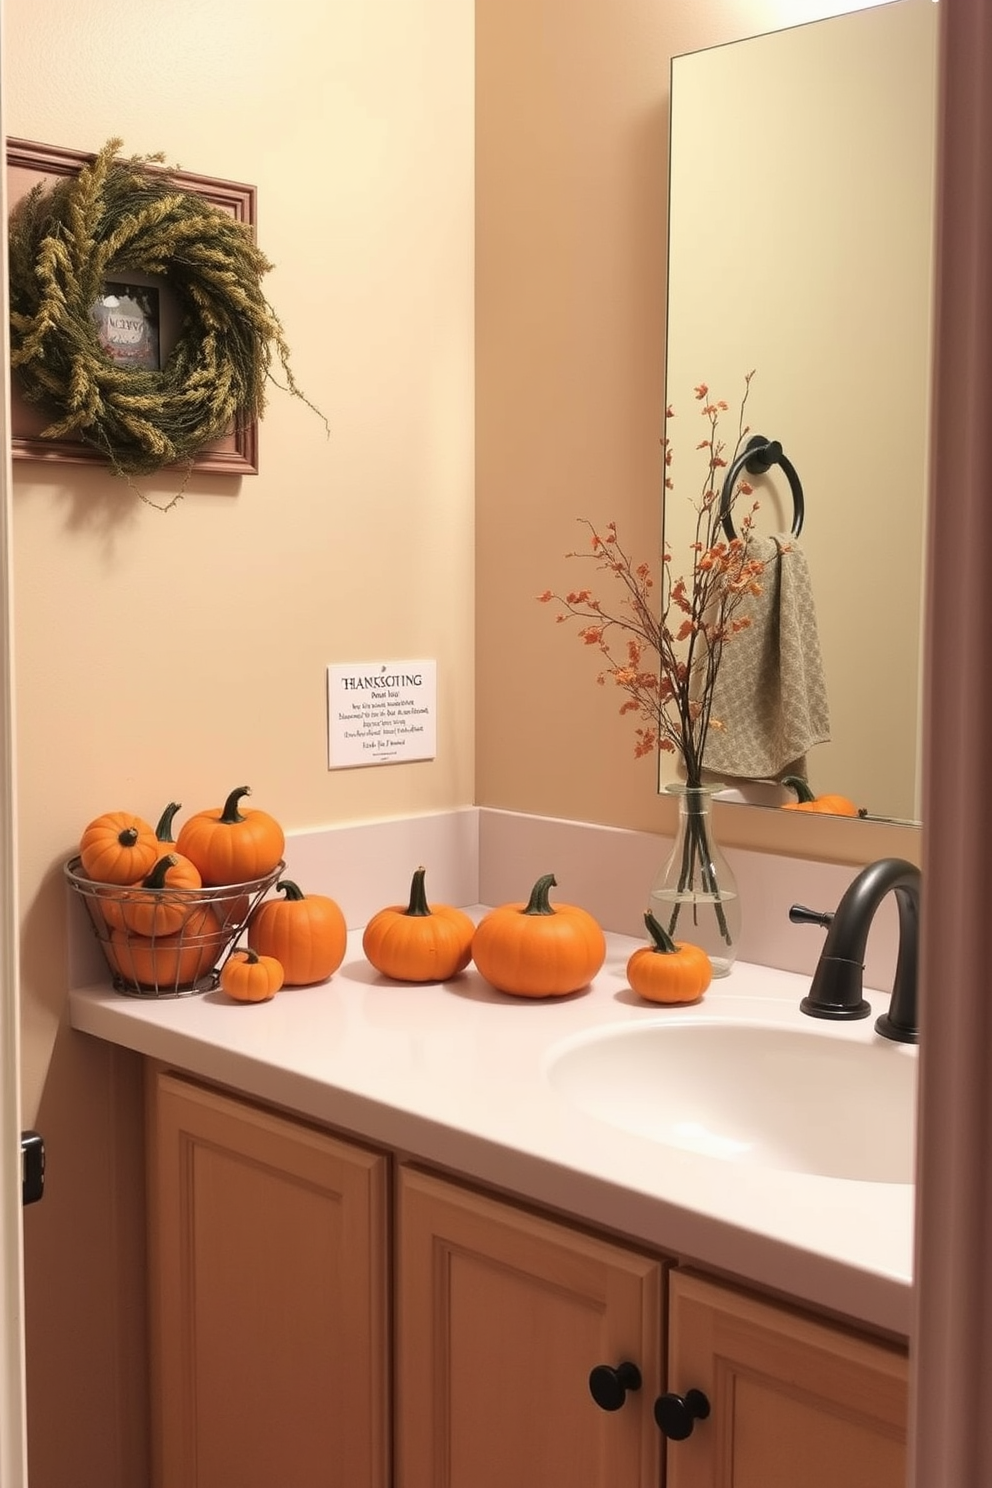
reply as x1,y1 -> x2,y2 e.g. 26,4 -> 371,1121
663,0 -> 937,824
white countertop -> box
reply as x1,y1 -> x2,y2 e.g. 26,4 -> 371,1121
68,919 -> 916,1339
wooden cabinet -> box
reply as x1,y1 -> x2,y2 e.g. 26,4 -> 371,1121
147,1071 -> 390,1488
395,1176 -> 909,1488
664,1270 -> 908,1488
147,1070 -> 909,1488
395,1165 -> 664,1488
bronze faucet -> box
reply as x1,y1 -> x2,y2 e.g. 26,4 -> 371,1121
790,857 -> 920,1045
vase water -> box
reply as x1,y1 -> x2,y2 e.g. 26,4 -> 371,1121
650,784 -> 740,977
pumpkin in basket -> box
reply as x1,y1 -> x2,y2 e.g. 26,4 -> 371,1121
152,801 -> 184,857
79,810 -> 159,885
99,851 -> 200,933
108,904 -> 225,991
177,786 -> 285,886
118,853 -> 203,937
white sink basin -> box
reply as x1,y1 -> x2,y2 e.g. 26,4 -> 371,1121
545,1019 -> 917,1183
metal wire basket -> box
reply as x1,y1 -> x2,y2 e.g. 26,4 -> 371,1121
65,856 -> 285,998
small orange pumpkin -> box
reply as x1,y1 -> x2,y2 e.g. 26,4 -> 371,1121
220,947 -> 284,1003
79,810 -> 159,885
177,786 -> 285,886
248,879 -> 347,986
119,852 -> 203,937
471,873 -> 606,998
362,867 -> 475,983
626,910 -> 712,1005
780,775 -> 863,818
108,905 -> 224,991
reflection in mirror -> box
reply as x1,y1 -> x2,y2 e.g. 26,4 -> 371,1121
662,0 -> 937,825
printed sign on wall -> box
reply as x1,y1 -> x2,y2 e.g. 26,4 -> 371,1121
327,660 -> 437,768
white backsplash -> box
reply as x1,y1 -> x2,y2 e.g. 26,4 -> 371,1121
281,806 -> 480,928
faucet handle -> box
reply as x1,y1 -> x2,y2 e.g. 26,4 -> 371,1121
789,904 -> 834,930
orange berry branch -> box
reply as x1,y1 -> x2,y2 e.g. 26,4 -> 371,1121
538,374 -> 764,785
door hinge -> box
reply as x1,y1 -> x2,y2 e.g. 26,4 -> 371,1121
21,1131 -> 44,1206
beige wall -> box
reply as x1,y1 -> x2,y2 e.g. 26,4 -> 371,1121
6,2 -> 473,1483
10,0 -> 475,1115
6,0 -> 923,1484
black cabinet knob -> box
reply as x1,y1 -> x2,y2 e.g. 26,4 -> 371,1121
654,1388 -> 711,1440
588,1361 -> 643,1412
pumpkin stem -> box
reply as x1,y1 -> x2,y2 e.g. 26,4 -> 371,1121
117,826 -> 139,848
154,802 -> 183,843
141,854 -> 179,890
522,873 -> 558,916
404,866 -> 433,917
219,786 -> 252,824
275,880 -> 306,902
781,774 -> 816,804
237,947 -> 261,965
644,909 -> 679,955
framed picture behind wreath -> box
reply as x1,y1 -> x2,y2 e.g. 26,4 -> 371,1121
91,283 -> 161,372
6,138 -> 260,475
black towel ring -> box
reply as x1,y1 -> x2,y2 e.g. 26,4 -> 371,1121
719,434 -> 804,541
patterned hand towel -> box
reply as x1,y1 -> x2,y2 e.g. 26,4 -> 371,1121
702,534 -> 830,779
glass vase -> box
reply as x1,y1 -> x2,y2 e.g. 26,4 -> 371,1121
650,784 -> 741,978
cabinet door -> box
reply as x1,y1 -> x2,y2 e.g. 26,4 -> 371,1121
396,1166 -> 663,1488
665,1270 -> 908,1488
147,1071 -> 390,1488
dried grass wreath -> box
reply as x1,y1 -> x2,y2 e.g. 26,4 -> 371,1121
8,138 -> 324,504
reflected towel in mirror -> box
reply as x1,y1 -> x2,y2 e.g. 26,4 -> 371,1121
702,534 -> 830,779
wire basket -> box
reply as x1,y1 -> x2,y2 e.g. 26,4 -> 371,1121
65,856 -> 285,998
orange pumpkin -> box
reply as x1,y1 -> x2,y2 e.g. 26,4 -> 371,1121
152,801 -> 184,857
79,810 -> 159,885
780,775 -> 863,818
119,852 -> 203,937
220,948 -> 284,1003
471,873 -> 605,998
362,867 -> 474,983
248,879 -> 347,985
626,910 -> 712,1005
108,905 -> 224,992
177,786 -> 285,886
